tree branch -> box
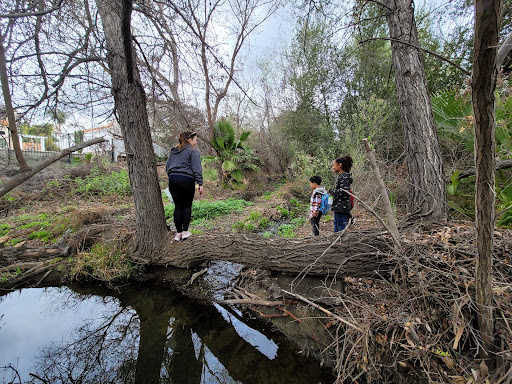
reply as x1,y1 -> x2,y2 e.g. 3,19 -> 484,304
447,159 -> 512,181
0,0 -> 65,19
497,31 -> 512,69
0,137 -> 106,198
360,37 -> 471,76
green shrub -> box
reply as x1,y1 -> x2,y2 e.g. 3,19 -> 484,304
28,230 -> 52,242
278,224 -> 296,237
291,217 -> 306,226
0,224 -> 10,237
20,221 -> 50,229
84,153 -> 93,163
165,198 -> 252,221
70,243 -> 135,282
259,218 -> 270,229
7,238 -> 22,246
249,211 -> 262,221
262,231 -> 273,238
276,205 -> 290,219
73,167 -> 131,196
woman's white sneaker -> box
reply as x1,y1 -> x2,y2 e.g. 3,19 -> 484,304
174,232 -> 182,241
181,231 -> 192,239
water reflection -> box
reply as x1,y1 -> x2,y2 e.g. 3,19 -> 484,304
0,284 -> 333,383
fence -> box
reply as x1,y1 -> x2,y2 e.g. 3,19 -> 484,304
0,148 -> 114,163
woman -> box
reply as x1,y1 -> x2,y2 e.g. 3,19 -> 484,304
329,155 -> 353,232
165,131 -> 203,241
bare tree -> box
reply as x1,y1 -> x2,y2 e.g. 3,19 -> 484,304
163,0 -> 279,140
0,27 -> 29,170
472,0 -> 501,360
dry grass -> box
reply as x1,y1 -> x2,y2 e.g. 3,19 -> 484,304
231,223 -> 512,383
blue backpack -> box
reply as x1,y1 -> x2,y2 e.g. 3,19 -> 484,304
319,193 -> 333,215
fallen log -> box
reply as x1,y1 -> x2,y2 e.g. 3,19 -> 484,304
151,229 -> 395,279
0,244 -> 70,259
447,158 -> 512,182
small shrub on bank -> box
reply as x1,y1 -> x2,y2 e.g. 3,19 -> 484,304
0,224 -> 10,237
28,230 -> 52,242
278,224 -> 297,237
164,198 -> 253,221
70,243 -> 136,283
73,166 -> 131,196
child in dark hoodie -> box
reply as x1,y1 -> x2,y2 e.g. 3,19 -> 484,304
309,175 -> 328,236
329,155 -> 353,232
165,131 -> 203,241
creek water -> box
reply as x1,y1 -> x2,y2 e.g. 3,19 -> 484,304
0,283 -> 334,384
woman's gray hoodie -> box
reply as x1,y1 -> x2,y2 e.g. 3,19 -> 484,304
165,145 -> 203,186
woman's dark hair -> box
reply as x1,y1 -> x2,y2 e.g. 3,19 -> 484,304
310,175 -> 322,185
334,155 -> 353,172
177,131 -> 197,150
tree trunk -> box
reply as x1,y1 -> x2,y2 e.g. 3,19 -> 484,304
96,0 -> 168,259
0,32 -> 29,171
384,0 -> 446,221
472,0 -> 501,360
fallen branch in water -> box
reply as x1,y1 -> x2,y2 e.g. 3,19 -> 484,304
219,298 -> 293,306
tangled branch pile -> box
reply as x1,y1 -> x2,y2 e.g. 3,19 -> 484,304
232,223 -> 512,383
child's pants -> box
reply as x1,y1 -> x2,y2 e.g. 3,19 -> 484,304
310,214 -> 322,236
333,212 -> 349,232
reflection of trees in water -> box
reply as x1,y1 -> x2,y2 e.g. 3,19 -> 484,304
31,286 -> 208,384
29,285 -> 331,384
35,307 -> 139,383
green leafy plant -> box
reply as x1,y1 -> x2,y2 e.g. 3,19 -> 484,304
84,153 -> 93,164
231,210 -> 271,233
497,183 -> 512,227
262,231 -> 273,238
20,220 -> 50,229
276,205 -> 291,219
431,90 -> 474,153
73,167 -> 131,196
7,238 -> 22,246
202,119 -> 260,189
249,211 -> 262,221
0,224 -> 10,237
28,230 -> 52,242
259,217 -> 270,229
290,217 -> 306,226
164,198 -> 252,221
278,224 -> 297,237
447,171 -> 462,196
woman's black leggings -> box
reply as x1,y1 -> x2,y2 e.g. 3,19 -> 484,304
168,175 -> 195,232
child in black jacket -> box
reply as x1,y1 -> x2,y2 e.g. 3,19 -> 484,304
329,155 -> 353,232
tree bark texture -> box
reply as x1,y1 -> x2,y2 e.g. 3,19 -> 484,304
96,0 -> 168,259
384,0 -> 447,221
472,0 -> 501,358
0,32 -> 29,171
150,231 -> 395,278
